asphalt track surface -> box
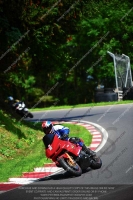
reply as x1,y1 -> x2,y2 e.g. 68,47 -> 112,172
1,104 -> 133,200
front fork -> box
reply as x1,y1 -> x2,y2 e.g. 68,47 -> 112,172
56,152 -> 76,166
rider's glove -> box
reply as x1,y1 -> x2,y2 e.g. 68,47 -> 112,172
78,141 -> 84,147
60,134 -> 68,140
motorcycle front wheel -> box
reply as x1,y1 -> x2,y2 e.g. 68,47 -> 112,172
27,112 -> 34,118
24,112 -> 33,118
58,157 -> 82,176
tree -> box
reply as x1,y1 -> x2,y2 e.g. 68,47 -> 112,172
0,0 -> 133,108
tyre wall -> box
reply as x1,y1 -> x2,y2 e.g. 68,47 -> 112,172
94,88 -> 118,102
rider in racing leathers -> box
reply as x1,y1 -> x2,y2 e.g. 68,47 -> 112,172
7,96 -> 26,116
41,121 -> 96,157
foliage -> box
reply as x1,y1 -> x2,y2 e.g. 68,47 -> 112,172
0,0 -> 133,108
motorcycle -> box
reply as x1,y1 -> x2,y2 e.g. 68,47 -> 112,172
5,97 -> 34,118
43,134 -> 102,176
15,106 -> 34,118
11,101 -> 33,118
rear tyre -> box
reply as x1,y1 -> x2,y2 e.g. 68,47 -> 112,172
90,157 -> 102,169
58,158 -> 82,176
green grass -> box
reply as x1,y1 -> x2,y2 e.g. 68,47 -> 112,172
0,110 -> 92,182
61,123 -> 92,147
29,100 -> 133,111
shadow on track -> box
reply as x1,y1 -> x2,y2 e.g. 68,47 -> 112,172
38,168 -> 92,182
26,111 -> 116,122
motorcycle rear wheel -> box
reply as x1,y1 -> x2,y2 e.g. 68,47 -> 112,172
90,157 -> 102,169
58,157 -> 82,176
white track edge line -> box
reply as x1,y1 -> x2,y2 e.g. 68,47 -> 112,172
71,120 -> 108,153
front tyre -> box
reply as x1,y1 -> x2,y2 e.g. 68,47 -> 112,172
58,158 -> 82,176
27,112 -> 34,118
90,157 -> 102,169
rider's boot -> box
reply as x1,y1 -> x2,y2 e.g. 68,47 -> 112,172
82,144 -> 96,157
82,144 -> 99,162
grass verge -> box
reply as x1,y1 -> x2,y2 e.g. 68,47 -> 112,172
0,110 -> 92,182
29,100 -> 133,111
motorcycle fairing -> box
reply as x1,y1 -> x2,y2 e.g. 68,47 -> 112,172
45,134 -> 82,162
24,108 -> 28,111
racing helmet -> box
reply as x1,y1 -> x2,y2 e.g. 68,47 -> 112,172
42,121 -> 53,134
7,96 -> 14,101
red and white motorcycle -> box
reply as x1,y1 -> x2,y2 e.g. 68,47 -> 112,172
43,134 -> 102,176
